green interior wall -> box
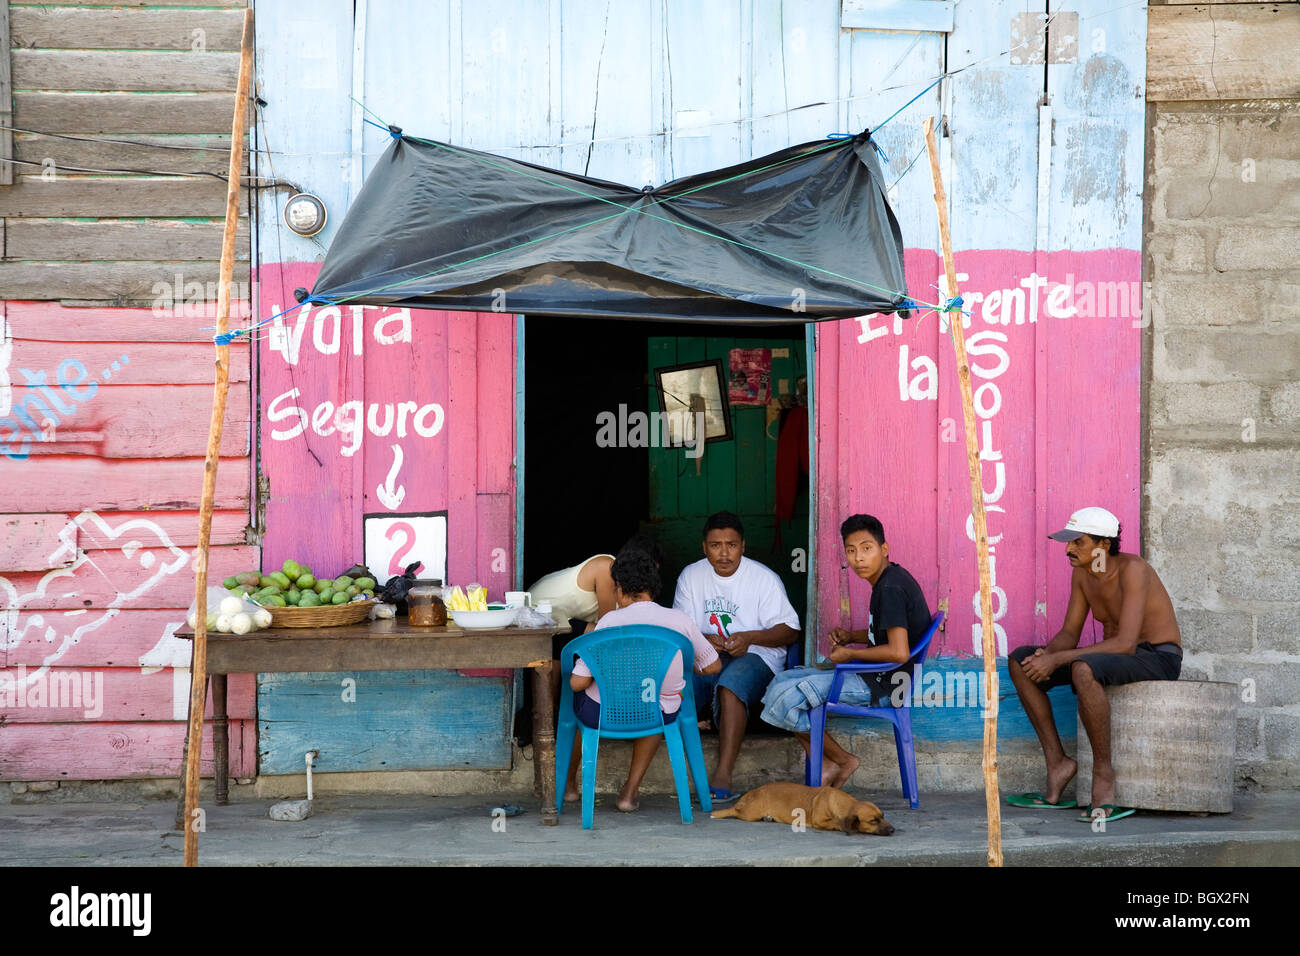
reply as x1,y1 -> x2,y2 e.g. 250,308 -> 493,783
645,335 -> 809,629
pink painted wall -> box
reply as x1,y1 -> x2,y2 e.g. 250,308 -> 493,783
1,301 -> 256,781
257,263 -> 516,599
815,249 -> 1142,659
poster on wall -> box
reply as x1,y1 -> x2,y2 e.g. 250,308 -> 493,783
728,348 -> 772,406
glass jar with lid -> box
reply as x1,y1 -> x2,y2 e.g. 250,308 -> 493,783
407,581 -> 447,627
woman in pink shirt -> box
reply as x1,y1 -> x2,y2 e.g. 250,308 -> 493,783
567,547 -> 721,812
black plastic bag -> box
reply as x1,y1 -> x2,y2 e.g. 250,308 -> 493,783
379,561 -> 422,605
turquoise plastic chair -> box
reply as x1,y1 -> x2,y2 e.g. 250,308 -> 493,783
556,624 -> 712,828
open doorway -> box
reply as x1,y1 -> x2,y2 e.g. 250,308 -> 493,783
522,315 -> 810,624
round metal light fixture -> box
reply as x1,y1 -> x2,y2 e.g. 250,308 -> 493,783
284,192 -> 327,237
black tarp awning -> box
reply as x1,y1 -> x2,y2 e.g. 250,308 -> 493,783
306,129 -> 908,323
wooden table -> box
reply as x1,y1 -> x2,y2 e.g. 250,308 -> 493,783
176,619 -> 562,825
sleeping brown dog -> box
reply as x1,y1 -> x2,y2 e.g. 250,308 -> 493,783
710,782 -> 894,835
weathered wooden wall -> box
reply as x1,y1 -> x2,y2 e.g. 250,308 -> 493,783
4,0 -> 1159,783
814,0 -> 1147,672
254,0 -> 1148,765
254,263 -> 517,771
0,0 -> 256,782
0,0 -> 251,300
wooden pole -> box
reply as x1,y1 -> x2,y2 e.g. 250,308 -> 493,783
922,116 -> 1003,867
183,6 -> 254,868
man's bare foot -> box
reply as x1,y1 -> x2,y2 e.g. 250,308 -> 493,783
826,754 -> 860,789
1044,756 -> 1078,805
1089,764 -> 1116,810
698,719 -> 714,731
563,787 -> 580,803
616,788 -> 640,812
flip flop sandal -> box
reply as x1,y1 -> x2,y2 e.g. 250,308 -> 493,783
1005,791 -> 1078,809
1077,804 -> 1136,822
709,787 -> 740,804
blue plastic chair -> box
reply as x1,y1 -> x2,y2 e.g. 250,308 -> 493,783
785,639 -> 803,670
556,624 -> 712,829
806,610 -> 945,809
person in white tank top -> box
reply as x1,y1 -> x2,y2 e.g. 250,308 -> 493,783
528,535 -> 667,636
528,554 -> 617,634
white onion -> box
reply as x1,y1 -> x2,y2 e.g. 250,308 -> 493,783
187,611 -> 199,629
252,608 -> 273,629
215,614 -> 233,633
219,595 -> 245,617
230,612 -> 253,635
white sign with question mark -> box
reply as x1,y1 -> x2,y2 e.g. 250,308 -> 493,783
363,512 -> 448,585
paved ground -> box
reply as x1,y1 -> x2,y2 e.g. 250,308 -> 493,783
2,787 -> 1296,866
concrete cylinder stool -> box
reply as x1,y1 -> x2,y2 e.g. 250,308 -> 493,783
1077,680 -> 1237,813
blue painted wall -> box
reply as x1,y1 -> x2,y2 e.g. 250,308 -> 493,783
258,670 -> 513,773
827,657 -> 1077,744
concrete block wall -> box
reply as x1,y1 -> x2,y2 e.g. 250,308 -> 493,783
1145,12 -> 1300,789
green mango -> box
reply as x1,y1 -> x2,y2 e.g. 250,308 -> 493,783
298,593 -> 320,607
295,573 -> 315,589
354,577 -> 376,591
222,576 -> 239,590
331,592 -> 349,605
333,576 -> 354,590
236,571 -> 262,588
282,559 -> 301,579
287,587 -> 302,604
268,594 -> 287,607
346,585 -> 361,597
269,572 -> 292,590
319,588 -> 334,604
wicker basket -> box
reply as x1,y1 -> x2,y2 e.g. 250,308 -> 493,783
264,600 -> 374,628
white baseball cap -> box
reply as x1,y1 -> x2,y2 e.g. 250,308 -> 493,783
1048,506 -> 1120,542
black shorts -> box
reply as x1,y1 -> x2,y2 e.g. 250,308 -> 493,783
573,690 -> 679,729
1009,641 -> 1182,693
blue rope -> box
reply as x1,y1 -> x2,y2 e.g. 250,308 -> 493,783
211,301 -> 307,346
874,74 -> 945,133
889,144 -> 928,192
363,117 -> 402,138
825,73 -> 945,140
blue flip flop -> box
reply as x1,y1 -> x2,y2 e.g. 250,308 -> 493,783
709,787 -> 739,804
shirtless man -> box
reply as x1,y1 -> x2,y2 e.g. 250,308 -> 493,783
1007,507 -> 1182,821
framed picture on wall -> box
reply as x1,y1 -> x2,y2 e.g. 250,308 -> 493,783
653,359 -> 733,446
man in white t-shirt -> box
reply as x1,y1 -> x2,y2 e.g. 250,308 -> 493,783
673,511 -> 800,802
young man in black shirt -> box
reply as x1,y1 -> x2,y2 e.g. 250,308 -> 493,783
760,514 -> 932,787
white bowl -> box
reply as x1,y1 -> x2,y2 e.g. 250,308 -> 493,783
450,607 -> 518,629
